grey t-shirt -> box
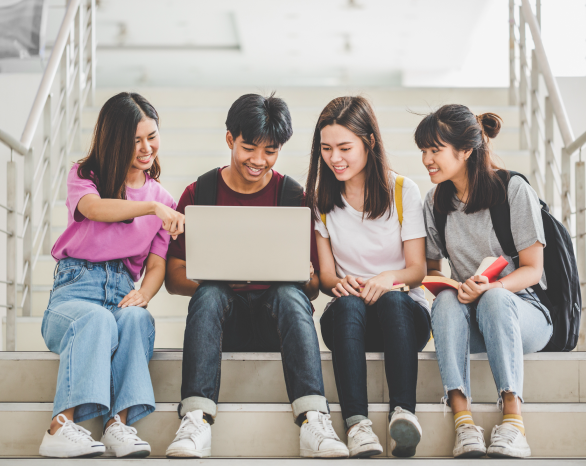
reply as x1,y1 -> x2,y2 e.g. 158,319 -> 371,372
424,176 -> 547,291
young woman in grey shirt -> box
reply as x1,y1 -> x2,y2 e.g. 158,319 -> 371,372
416,104 -> 552,459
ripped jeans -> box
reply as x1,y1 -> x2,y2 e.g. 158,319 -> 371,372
431,288 -> 552,407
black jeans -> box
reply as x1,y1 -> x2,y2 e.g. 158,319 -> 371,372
180,282 -> 328,425
320,291 -> 431,430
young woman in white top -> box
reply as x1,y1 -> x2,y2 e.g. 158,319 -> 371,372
305,96 -> 431,458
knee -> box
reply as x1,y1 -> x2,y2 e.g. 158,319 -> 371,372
331,295 -> 366,323
86,307 -> 117,330
477,288 -> 515,324
269,284 -> 311,316
377,290 -> 412,314
117,306 -> 154,330
431,289 -> 459,318
189,282 -> 231,315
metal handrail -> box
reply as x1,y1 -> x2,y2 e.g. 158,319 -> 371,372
0,128 -> 27,156
20,0 -> 81,149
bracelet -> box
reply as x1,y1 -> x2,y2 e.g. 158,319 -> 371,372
497,280 -> 505,289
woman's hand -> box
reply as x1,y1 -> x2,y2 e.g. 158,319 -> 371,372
153,202 -> 185,240
357,273 -> 396,305
457,275 -> 491,304
118,289 -> 150,308
332,275 -> 361,298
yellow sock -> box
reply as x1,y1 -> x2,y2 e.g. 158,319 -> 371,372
502,414 -> 524,435
454,411 -> 474,430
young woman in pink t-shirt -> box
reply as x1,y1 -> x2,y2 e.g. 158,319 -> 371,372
39,93 -> 182,459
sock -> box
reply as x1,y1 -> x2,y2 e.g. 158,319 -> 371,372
502,414 -> 524,435
454,411 -> 475,430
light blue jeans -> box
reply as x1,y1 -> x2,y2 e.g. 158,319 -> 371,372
431,288 -> 552,407
41,258 -> 156,427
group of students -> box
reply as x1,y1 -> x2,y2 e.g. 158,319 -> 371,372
37,91 -> 552,459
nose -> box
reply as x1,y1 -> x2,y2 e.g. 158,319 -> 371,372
139,138 -> 151,153
330,149 -> 343,163
249,150 -> 266,167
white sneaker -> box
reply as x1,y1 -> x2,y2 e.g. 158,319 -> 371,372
347,419 -> 383,458
100,414 -> 151,458
453,424 -> 486,458
388,406 -> 422,458
299,411 -> 349,458
166,410 -> 212,458
39,414 -> 105,458
487,424 -> 531,458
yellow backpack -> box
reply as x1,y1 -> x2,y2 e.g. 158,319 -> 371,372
320,175 -> 405,227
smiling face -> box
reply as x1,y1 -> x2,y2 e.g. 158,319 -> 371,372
320,124 -> 368,183
421,141 -> 471,185
226,132 -> 279,185
130,117 -> 159,172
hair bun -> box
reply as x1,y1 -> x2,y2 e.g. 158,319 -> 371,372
477,112 -> 502,139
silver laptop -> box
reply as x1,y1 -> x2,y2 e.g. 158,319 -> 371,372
185,206 -> 311,283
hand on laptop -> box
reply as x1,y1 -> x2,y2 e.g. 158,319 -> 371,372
154,202 -> 185,240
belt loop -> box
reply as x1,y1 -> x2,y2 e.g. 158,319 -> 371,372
85,260 -> 92,270
53,261 -> 59,279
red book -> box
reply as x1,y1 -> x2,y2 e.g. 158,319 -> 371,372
422,256 -> 509,297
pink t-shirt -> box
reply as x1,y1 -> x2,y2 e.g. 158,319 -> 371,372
51,164 -> 176,281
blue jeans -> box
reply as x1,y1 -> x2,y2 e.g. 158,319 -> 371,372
320,292 -> 431,430
431,288 -> 552,407
180,282 -> 328,425
41,258 -> 156,427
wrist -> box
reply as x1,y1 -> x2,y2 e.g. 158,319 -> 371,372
138,288 -> 152,302
149,201 -> 159,216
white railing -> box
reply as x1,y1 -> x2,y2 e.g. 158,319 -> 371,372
510,0 -> 586,348
0,0 -> 96,350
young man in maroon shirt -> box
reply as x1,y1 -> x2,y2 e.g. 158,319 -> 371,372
164,93 -> 348,459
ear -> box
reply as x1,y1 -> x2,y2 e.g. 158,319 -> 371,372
370,133 -> 375,149
463,148 -> 473,161
226,131 -> 234,150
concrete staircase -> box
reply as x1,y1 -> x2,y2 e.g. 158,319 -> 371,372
4,87 -> 582,460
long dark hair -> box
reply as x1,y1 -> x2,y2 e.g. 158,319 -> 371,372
305,96 -> 393,221
77,92 -> 161,200
414,104 -> 507,214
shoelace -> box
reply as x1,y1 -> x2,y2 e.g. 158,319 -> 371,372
391,406 -> 417,420
308,413 -> 339,440
175,412 -> 208,441
491,424 -> 519,444
348,420 -> 374,439
106,415 -> 141,442
55,413 -> 94,444
457,424 -> 485,443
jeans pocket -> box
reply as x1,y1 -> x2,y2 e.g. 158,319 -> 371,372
53,264 -> 87,291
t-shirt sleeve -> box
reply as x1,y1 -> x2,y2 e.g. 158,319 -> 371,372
508,176 -> 546,251
66,165 -> 100,223
423,188 -> 445,261
310,217 -> 320,272
399,177 -> 427,242
149,197 -> 178,260
314,210 -> 329,238
167,183 -> 195,261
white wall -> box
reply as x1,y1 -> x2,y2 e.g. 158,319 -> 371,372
558,77 -> 586,139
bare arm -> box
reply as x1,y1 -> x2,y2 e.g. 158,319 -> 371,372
165,256 -> 199,297
301,263 -> 320,301
118,253 -> 166,308
78,194 -> 185,239
315,231 -> 345,298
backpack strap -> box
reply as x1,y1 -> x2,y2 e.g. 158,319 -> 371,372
278,175 -> 304,207
320,213 -> 327,227
194,167 -> 220,205
395,175 -> 404,226
489,170 -> 520,267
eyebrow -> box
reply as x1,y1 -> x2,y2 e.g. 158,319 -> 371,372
321,141 -> 353,146
242,140 -> 279,150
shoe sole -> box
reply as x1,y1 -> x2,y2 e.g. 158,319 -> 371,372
39,451 -> 104,459
121,450 -> 151,458
454,449 -> 487,459
487,450 -> 531,458
166,448 -> 211,458
350,448 -> 383,458
390,419 -> 421,458
300,448 -> 349,458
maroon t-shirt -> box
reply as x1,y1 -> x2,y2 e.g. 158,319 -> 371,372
168,168 -> 320,292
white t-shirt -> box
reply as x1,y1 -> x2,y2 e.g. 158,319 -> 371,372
315,173 -> 430,312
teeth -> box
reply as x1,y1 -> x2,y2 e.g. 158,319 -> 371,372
248,166 -> 261,172
334,166 -> 347,170
428,168 -> 439,173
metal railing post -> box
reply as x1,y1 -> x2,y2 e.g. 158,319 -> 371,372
509,0 -> 517,105
75,3 -> 83,152
89,0 -> 96,106
57,43 -> 70,203
544,97 -> 555,209
6,162 -> 17,351
22,148 -> 33,316
530,49 -> 540,194
562,147 -> 572,231
518,6 -> 528,150
576,161 -> 586,351
43,96 -> 53,255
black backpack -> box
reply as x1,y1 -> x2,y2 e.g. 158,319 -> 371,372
193,167 -> 305,207
433,170 -> 581,352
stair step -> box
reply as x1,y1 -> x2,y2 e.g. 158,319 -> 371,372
0,460 -> 581,465
93,87 -> 511,108
0,351 -> 583,404
1,402 -> 584,458
82,105 -> 520,131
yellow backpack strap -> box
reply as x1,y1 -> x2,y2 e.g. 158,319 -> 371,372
320,213 -> 326,227
395,175 -> 404,226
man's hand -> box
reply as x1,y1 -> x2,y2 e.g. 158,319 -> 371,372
357,273 -> 396,305
457,275 -> 491,304
332,275 -> 361,298
118,289 -> 150,308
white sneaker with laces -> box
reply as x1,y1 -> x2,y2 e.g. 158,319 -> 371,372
347,419 -> 383,458
487,424 -> 531,458
166,410 -> 212,458
388,406 -> 422,458
453,424 -> 487,458
100,414 -> 151,458
39,414 -> 105,458
299,411 -> 349,458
